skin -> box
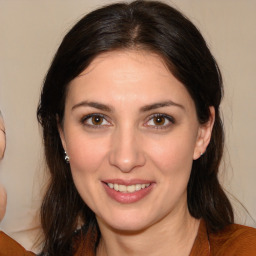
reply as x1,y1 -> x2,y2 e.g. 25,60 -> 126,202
59,50 -> 214,256
0,112 -> 5,160
0,112 -> 7,222
0,184 -> 7,222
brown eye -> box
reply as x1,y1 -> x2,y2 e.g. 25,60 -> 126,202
145,114 -> 175,129
153,116 -> 165,126
91,115 -> 103,125
82,114 -> 111,128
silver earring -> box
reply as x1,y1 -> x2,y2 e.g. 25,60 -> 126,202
64,151 -> 70,163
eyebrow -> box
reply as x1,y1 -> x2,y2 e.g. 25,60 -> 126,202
140,100 -> 184,112
72,100 -> 184,113
72,101 -> 112,112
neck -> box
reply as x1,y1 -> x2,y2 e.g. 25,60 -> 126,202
96,206 -> 200,256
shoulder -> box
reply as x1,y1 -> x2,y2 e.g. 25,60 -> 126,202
209,223 -> 256,255
0,231 -> 35,256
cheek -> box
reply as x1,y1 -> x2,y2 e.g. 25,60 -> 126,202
146,132 -> 196,177
68,136 -> 109,175
66,135 -> 110,211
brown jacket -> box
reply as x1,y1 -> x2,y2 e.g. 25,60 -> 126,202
191,220 -> 256,255
1,220 -> 256,255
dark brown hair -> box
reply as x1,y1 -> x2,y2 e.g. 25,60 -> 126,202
37,1 -> 233,255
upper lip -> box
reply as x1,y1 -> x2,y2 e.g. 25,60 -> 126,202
102,179 -> 154,186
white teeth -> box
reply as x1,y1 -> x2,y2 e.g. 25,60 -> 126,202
107,183 -> 150,193
135,184 -> 142,191
114,184 -> 119,191
119,185 -> 126,192
127,185 -> 135,192
108,183 -> 114,189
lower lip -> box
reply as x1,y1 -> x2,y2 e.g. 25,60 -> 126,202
102,183 -> 154,204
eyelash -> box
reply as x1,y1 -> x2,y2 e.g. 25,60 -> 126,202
81,113 -> 111,128
80,113 -> 175,129
145,114 -> 175,129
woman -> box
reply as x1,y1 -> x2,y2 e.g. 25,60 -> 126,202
0,1 -> 256,255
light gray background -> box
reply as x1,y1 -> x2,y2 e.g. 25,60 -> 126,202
0,0 -> 255,251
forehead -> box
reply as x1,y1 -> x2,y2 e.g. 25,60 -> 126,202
66,50 -> 195,111
78,50 -> 171,82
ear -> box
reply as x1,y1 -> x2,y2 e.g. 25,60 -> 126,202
57,119 -> 67,152
193,106 -> 215,160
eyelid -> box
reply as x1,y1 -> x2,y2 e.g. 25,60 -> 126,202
144,113 -> 175,129
81,113 -> 112,127
80,113 -> 175,129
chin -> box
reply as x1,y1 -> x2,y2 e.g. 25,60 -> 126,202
97,208 -> 157,233
109,220 -> 151,234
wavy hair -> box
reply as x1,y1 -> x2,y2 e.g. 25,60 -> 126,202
37,1 -> 233,255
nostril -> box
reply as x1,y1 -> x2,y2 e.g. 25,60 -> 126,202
108,130 -> 146,172
109,152 -> 146,173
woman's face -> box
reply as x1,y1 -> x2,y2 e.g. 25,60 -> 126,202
60,50 -> 213,232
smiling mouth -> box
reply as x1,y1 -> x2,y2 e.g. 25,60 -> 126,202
106,183 -> 151,193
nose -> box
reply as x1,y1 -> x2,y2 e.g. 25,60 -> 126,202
108,127 -> 146,173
